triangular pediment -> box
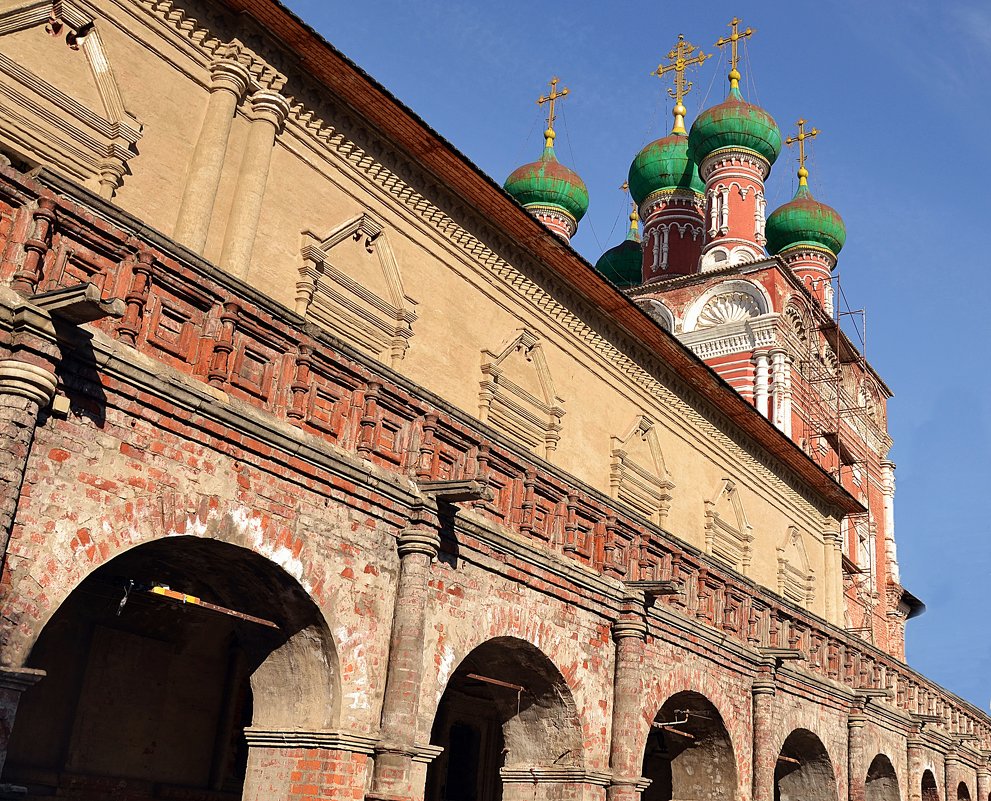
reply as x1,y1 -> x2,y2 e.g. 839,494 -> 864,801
0,1 -> 142,196
479,330 -> 565,458
704,479 -> 754,573
610,416 -> 674,525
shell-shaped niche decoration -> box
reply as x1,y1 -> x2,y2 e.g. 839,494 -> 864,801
696,291 -> 762,329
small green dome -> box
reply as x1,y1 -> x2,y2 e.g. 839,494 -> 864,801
595,214 -> 642,288
766,182 -> 846,258
689,85 -> 782,167
504,130 -> 589,225
628,132 -> 704,204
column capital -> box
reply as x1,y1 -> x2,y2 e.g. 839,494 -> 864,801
0,359 -> 57,405
396,526 -> 440,559
613,616 -> 648,642
209,58 -> 252,98
248,90 -> 291,130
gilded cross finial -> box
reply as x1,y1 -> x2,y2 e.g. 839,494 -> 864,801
785,118 -> 820,187
652,34 -> 709,134
620,181 -> 639,238
715,16 -> 755,90
537,77 -> 570,148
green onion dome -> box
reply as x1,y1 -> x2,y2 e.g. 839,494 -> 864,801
628,132 -> 704,204
504,129 -> 589,225
765,173 -> 846,258
595,212 -> 642,288
688,72 -> 782,167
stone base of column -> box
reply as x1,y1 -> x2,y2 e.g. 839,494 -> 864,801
501,766 -> 612,801
242,728 -> 378,801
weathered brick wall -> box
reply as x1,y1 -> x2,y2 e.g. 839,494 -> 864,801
0,168 -> 987,801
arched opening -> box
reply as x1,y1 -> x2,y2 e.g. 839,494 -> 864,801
922,770 -> 939,801
642,691 -> 737,801
425,637 -> 583,801
774,729 -> 838,801
959,782 -> 973,801
4,536 -> 337,799
865,754 -> 900,801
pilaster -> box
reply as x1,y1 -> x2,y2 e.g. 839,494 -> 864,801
173,58 -> 251,252
220,90 -> 291,280
907,726 -> 925,801
976,761 -> 989,801
753,350 -> 770,418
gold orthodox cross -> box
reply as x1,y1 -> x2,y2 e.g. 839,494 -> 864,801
653,35 -> 709,134
785,118 -> 820,185
620,182 -> 639,236
537,77 -> 569,146
715,17 -> 754,88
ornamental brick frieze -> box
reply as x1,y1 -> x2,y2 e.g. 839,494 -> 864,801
1,166 -> 989,754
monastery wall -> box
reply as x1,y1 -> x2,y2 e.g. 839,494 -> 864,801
0,0 -> 855,618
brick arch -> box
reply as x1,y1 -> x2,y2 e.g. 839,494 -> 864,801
0,494 -> 337,683
421,603 -> 593,747
775,728 -> 839,801
865,753 -> 900,801
640,689 -> 738,801
429,635 -> 584,768
634,663 -> 748,768
922,768 -> 939,801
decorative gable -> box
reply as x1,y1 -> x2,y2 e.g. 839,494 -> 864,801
297,213 -> 418,367
777,526 -> 815,608
704,479 -> 753,573
478,329 -> 564,459
0,1 -> 142,198
609,415 -> 674,525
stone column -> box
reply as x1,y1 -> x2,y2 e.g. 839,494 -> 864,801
976,763 -> 989,801
907,726 -> 925,801
368,509 -> 439,801
753,350 -> 770,418
0,667 -> 45,778
0,302 -> 58,563
219,90 -> 290,281
945,752 -> 959,801
782,356 -> 793,437
752,661 -> 777,801
607,590 -> 648,801
822,518 -> 843,626
173,59 -> 251,252
880,460 -> 900,583
770,348 -> 786,432
848,701 -> 868,801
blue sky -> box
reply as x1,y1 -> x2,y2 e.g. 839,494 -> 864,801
286,1 -> 991,709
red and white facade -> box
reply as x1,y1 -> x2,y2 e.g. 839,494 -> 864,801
697,149 -> 770,271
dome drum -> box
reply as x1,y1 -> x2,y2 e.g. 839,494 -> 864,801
640,188 -> 706,220
697,148 -> 773,182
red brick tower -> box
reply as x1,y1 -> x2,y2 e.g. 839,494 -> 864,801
688,19 -> 781,271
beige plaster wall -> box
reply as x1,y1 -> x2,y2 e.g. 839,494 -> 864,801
0,0 -> 839,624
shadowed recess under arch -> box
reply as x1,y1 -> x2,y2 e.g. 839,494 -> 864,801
642,690 -> 737,801
426,636 -> 584,801
4,536 -> 339,796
